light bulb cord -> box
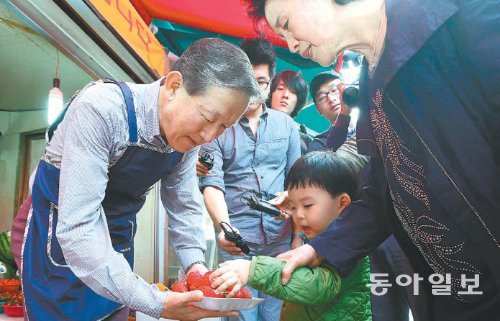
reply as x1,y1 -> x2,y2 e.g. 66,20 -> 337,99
55,49 -> 60,79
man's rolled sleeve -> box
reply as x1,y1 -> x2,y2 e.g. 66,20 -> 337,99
199,139 -> 226,193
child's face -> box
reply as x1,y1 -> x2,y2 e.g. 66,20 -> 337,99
288,185 -> 349,240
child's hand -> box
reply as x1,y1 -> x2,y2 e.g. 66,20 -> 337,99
209,259 -> 251,297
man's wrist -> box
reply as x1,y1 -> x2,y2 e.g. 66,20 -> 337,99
293,232 -> 306,241
185,261 -> 206,273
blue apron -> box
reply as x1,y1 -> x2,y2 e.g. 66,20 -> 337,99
21,80 -> 184,320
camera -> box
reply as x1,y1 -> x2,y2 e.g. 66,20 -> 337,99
219,222 -> 250,254
198,152 -> 214,170
342,86 -> 359,107
241,190 -> 282,217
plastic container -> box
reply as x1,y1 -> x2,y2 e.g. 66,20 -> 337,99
3,304 -> 23,317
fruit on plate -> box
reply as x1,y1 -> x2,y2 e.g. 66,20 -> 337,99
197,285 -> 224,298
233,287 -> 252,299
187,271 -> 205,291
171,280 -> 188,293
171,270 -> 252,298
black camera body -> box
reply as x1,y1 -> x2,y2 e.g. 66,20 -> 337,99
219,222 -> 250,254
242,190 -> 281,217
243,195 -> 282,217
199,152 -> 214,170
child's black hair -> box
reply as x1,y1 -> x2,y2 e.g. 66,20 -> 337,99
285,151 -> 362,200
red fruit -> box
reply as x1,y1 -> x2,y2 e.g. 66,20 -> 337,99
198,285 -> 224,298
202,271 -> 214,286
171,280 -> 188,293
233,287 -> 252,299
187,271 -> 205,290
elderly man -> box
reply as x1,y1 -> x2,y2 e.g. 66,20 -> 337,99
18,38 -> 263,321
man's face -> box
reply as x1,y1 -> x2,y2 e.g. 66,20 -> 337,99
271,80 -> 298,116
159,83 -> 248,153
247,63 -> 271,113
264,0 -> 368,66
315,79 -> 342,124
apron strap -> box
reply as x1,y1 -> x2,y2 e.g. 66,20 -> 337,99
45,79 -> 139,143
103,79 -> 138,143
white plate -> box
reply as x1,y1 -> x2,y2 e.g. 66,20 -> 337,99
193,297 -> 264,311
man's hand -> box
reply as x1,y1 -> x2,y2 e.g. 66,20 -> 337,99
269,191 -> 292,221
277,244 -> 321,285
160,291 -> 237,320
217,230 -> 245,256
186,263 -> 208,276
196,160 -> 211,177
336,81 -> 352,116
210,259 -> 251,297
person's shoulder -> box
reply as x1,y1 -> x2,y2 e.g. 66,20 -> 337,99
76,81 -> 125,117
267,108 -> 293,122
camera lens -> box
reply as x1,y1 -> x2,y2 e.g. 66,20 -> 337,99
342,86 -> 359,107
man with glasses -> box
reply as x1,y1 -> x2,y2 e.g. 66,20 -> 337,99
307,71 -> 357,153
198,38 -> 300,321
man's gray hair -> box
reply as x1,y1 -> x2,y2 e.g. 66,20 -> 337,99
172,38 -> 265,104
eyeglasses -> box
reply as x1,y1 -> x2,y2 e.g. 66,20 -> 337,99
258,80 -> 270,90
315,86 -> 340,105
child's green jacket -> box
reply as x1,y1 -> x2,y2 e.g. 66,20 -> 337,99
248,255 -> 372,321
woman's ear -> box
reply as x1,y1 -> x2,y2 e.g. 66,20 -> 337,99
337,193 -> 351,214
162,71 -> 183,101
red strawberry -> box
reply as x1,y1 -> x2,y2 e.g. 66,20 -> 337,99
233,287 -> 252,299
198,285 -> 224,298
187,271 -> 205,290
171,280 -> 188,293
202,271 -> 214,286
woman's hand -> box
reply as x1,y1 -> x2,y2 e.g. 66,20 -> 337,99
277,244 -> 321,285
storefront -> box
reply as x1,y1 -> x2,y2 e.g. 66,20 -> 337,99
0,0 -> 177,295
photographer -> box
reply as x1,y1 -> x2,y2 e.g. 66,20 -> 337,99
307,71 -> 356,153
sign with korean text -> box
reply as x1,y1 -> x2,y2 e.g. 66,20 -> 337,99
87,0 -> 165,77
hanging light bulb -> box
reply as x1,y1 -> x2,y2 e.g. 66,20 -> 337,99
48,78 -> 63,124
48,50 -> 63,124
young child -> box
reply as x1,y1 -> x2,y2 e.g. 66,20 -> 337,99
211,150 -> 371,321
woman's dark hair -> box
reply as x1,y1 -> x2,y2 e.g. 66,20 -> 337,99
285,150 -> 362,200
244,0 -> 354,21
240,38 -> 277,79
269,70 -> 309,117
